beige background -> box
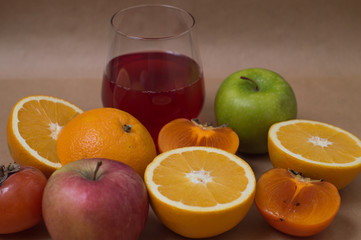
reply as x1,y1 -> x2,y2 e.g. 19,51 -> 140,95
1,0 -> 361,239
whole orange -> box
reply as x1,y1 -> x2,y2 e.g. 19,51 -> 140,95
56,108 -> 157,177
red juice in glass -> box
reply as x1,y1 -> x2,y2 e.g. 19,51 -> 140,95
101,51 -> 205,142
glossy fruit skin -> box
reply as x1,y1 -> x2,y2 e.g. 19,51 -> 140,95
214,68 -> 297,154
42,158 -> 149,240
0,165 -> 47,234
255,168 -> 340,237
158,118 -> 239,154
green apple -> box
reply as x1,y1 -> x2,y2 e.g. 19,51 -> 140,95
214,68 -> 297,154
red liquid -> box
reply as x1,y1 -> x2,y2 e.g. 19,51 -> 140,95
101,51 -> 205,142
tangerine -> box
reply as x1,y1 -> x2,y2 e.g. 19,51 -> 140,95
56,108 -> 157,177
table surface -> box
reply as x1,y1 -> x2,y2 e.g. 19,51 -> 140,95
1,0 -> 361,239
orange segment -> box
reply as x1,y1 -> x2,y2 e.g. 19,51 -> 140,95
144,146 -> 256,238
268,119 -> 361,189
7,95 -> 83,177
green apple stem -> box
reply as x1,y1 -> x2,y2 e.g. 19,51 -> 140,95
241,76 -> 259,91
93,161 -> 103,181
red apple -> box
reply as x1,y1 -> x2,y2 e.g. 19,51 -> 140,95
42,158 -> 149,240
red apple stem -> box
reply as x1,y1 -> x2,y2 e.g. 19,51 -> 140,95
241,76 -> 259,91
93,161 -> 103,181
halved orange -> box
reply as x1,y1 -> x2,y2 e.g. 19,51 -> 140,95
268,119 -> 361,189
144,146 -> 256,238
7,95 -> 83,177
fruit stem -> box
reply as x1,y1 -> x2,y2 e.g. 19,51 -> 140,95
0,163 -> 21,186
191,118 -> 228,129
123,124 -> 132,133
288,169 -> 324,183
241,76 -> 259,91
93,161 -> 103,181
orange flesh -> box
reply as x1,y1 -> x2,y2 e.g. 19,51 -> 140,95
255,168 -> 340,236
152,150 -> 248,207
277,123 -> 361,164
17,100 -> 80,163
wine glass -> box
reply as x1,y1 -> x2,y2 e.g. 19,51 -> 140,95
101,4 -> 205,144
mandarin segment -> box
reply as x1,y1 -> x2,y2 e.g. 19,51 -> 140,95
158,182 -> 196,203
180,183 -> 218,207
153,165 -> 189,186
183,150 -> 207,171
159,154 -> 192,173
144,146 -> 256,238
206,182 -> 243,204
212,173 -> 247,192
202,152 -> 232,171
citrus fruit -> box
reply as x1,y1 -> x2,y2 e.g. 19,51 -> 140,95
268,119 -> 361,189
7,95 -> 83,177
255,168 -> 341,237
56,108 -> 157,177
144,146 -> 256,238
158,118 -> 239,154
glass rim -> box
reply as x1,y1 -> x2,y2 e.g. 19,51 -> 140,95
110,4 -> 196,40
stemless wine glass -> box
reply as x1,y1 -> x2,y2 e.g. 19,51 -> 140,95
101,4 -> 205,143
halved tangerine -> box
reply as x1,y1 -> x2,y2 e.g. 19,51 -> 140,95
144,146 -> 256,238
255,168 -> 341,237
7,95 -> 83,177
268,119 -> 361,189
158,118 -> 239,154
